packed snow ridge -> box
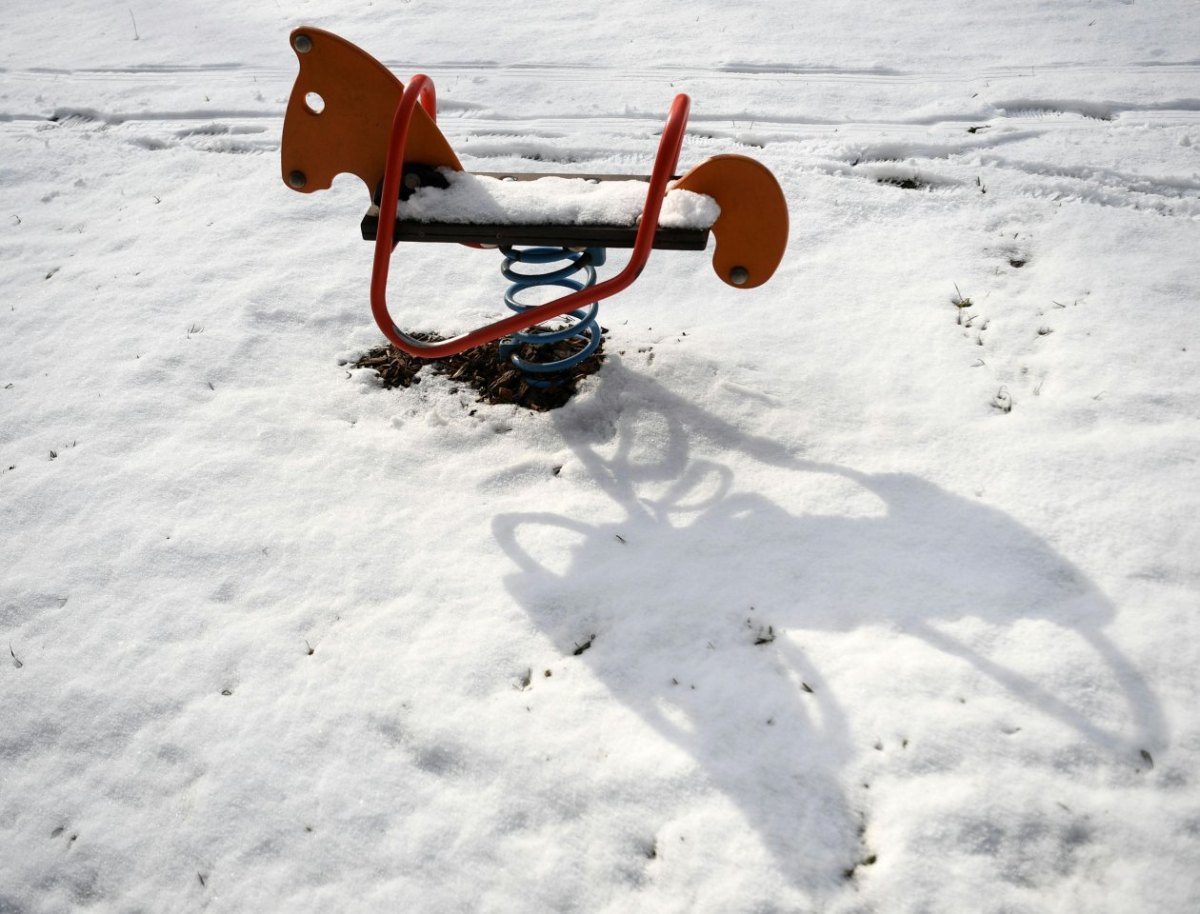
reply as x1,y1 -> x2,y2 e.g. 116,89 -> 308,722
399,168 -> 720,229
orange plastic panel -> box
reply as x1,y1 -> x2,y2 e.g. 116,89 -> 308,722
673,154 -> 788,288
280,27 -> 461,197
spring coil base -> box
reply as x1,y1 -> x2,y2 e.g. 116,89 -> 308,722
498,245 -> 606,384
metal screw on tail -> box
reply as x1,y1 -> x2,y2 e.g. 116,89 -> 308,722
730,266 -> 750,286
293,34 -> 313,54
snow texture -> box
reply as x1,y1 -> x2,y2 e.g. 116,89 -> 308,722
402,169 -> 721,229
2,2 -> 1200,913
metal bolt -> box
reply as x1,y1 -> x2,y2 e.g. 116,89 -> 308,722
293,34 -> 313,54
729,266 -> 750,286
287,170 -> 307,189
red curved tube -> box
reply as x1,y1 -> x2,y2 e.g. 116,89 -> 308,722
418,81 -> 436,124
370,76 -> 691,359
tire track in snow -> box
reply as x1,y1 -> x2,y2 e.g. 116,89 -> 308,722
3,58 -> 1199,122
6,114 -> 1195,217
4,63 -> 1197,216
6,58 -> 1197,81
4,53 -> 1199,151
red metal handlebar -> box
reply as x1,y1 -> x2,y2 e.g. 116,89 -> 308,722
369,75 -> 691,358
418,81 -> 436,124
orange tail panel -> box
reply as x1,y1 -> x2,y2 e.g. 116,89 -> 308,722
673,154 -> 788,289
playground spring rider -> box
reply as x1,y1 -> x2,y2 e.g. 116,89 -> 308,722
280,28 -> 789,378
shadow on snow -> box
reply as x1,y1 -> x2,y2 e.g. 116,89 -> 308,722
492,361 -> 1164,888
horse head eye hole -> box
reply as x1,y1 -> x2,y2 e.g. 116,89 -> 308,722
304,92 -> 326,115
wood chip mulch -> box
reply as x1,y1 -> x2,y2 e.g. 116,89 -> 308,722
351,327 -> 606,412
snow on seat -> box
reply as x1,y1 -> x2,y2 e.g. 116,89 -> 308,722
401,168 -> 720,229
362,167 -> 720,250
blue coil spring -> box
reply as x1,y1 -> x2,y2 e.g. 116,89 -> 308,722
498,245 -> 607,382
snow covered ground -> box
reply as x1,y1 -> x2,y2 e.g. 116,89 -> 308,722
3,2 -> 1199,911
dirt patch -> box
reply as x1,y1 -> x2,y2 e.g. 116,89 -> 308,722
876,176 -> 929,190
351,327 -> 606,412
